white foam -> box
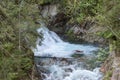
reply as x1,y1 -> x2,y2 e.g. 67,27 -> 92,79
64,69 -> 102,80
43,65 -> 102,80
33,26 -> 103,80
33,27 -> 98,57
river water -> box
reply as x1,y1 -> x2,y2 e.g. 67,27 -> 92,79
33,26 -> 103,80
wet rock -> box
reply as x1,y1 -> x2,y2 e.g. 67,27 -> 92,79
35,56 -> 86,67
64,68 -> 73,72
37,65 -> 50,73
100,67 -> 106,73
40,4 -> 59,18
69,24 -> 86,35
48,12 -> 70,35
70,24 -> 106,44
101,51 -> 120,80
113,57 -> 120,68
72,50 -> 84,58
111,68 -> 120,80
75,50 -> 83,53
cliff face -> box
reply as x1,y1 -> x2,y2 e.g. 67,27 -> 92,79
111,57 -> 120,80
100,51 -> 120,80
39,4 -> 107,45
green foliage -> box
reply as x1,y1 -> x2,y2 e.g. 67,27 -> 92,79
103,31 -> 113,39
103,70 -> 113,80
60,0 -> 99,23
95,0 -> 120,55
95,0 -> 120,38
0,0 -> 120,80
60,0 -> 120,49
96,48 -> 109,62
0,0 -> 40,80
84,48 -> 109,69
96,30 -> 113,39
21,57 -> 33,71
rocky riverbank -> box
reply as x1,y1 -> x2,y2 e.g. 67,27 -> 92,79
38,2 -> 120,80
1,0 -> 119,80
39,3 -> 107,45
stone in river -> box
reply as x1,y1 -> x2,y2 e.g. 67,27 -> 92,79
72,50 -> 84,58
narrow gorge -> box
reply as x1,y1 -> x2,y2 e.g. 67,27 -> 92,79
0,0 -> 120,80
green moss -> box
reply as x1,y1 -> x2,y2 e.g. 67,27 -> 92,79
104,70 -> 113,80
96,48 -> 109,62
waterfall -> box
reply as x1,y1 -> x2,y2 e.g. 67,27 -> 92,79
34,26 -> 98,58
33,26 -> 103,80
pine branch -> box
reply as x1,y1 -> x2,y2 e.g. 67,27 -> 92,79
106,25 -> 120,40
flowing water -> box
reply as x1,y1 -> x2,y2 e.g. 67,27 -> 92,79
33,25 -> 103,80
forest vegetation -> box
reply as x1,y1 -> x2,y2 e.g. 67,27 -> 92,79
0,0 -> 120,80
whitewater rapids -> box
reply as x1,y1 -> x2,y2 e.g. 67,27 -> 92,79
33,26 -> 103,80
